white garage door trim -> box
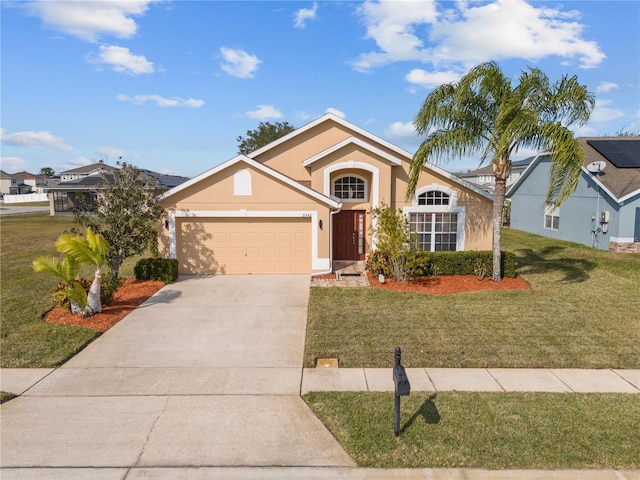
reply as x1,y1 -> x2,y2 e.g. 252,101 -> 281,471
167,210 -> 330,271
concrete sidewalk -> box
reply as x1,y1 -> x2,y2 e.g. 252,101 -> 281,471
0,467 -> 639,480
301,367 -> 640,394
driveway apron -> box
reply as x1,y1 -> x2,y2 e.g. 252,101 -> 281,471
0,275 -> 355,468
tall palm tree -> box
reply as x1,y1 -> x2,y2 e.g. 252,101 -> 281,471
55,228 -> 108,316
409,61 -> 594,281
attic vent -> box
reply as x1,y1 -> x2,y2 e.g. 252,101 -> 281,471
234,168 -> 252,196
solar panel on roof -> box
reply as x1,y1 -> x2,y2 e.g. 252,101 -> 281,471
587,139 -> 640,168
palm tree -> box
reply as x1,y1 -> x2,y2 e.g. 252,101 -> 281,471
33,253 -> 86,315
56,228 -> 108,316
409,61 -> 594,281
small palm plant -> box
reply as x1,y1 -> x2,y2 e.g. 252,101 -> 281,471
33,228 -> 109,317
33,253 -> 86,315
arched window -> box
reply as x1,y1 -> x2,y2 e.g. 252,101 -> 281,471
404,184 -> 464,252
417,190 -> 449,206
333,175 -> 367,201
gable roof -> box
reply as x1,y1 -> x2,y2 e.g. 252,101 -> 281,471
160,154 -> 342,208
507,137 -> 640,203
247,112 -> 413,160
456,156 -> 535,178
248,113 -> 493,201
302,136 -> 402,167
60,163 -> 118,175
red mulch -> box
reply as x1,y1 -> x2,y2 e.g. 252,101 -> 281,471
366,271 -> 530,294
43,279 -> 165,332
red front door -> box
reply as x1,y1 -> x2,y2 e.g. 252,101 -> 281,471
333,210 -> 366,261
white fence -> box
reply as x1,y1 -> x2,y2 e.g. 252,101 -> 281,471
2,193 -> 49,204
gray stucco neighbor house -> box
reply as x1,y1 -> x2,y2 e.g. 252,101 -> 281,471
507,137 -> 640,252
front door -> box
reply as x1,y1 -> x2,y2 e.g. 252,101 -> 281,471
333,210 -> 366,261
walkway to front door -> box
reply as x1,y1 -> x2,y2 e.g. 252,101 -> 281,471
333,210 -> 366,261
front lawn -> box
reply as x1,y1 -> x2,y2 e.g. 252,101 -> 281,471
0,213 -> 144,367
305,229 -> 640,368
304,391 -> 640,469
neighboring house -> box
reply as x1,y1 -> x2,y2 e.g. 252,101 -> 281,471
507,137 -> 640,253
6,171 -> 52,194
47,164 -> 188,215
159,113 -> 494,275
58,162 -> 117,182
455,157 -> 534,193
0,170 -> 11,195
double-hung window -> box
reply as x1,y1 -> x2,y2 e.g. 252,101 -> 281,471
544,204 -> 560,230
403,185 -> 465,252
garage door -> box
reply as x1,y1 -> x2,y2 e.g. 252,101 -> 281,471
177,217 -> 311,275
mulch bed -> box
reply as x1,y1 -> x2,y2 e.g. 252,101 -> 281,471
43,279 -> 165,332
366,271 -> 530,294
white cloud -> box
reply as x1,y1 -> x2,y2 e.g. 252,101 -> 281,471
97,146 -> 125,159
0,157 -> 30,172
117,94 -> 205,108
294,3 -> 319,29
23,0 -> 157,42
589,99 -> 625,124
246,105 -> 283,120
596,82 -> 620,94
351,0 -> 438,72
0,128 -> 73,151
384,121 -> 417,139
405,69 -> 461,88
88,45 -> 154,75
325,107 -> 346,119
352,0 -> 605,73
219,47 -> 261,79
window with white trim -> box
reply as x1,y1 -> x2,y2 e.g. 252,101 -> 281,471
544,204 -> 559,230
417,190 -> 450,206
409,212 -> 459,251
333,175 -> 366,201
403,185 -> 464,252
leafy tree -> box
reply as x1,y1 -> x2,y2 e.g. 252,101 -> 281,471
237,121 -> 295,155
409,61 -> 594,281
369,203 -> 417,283
39,167 -> 55,177
74,162 -> 165,282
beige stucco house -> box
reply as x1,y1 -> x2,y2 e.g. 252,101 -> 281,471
159,113 -> 493,275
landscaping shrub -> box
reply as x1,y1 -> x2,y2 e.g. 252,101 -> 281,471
134,258 -> 179,283
367,250 -> 517,278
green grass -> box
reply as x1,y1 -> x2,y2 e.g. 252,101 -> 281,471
1,391 -> 17,404
305,229 -> 640,368
304,391 -> 640,469
1,213 -> 144,368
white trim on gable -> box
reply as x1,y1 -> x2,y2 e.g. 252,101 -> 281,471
160,154 -> 342,209
248,113 -> 413,160
302,137 -> 402,167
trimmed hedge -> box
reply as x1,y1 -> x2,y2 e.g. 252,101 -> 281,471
134,258 -> 179,283
366,250 -> 517,279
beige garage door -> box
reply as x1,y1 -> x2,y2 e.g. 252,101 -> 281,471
177,217 -> 311,275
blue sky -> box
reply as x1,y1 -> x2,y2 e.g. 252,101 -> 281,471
1,0 -> 638,178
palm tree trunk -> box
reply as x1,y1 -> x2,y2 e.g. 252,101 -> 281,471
492,178 -> 506,282
84,268 -> 102,317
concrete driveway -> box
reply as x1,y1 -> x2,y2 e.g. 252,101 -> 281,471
0,276 -> 354,470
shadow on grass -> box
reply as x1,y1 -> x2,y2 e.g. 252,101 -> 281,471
514,247 -> 596,283
402,393 -> 440,434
